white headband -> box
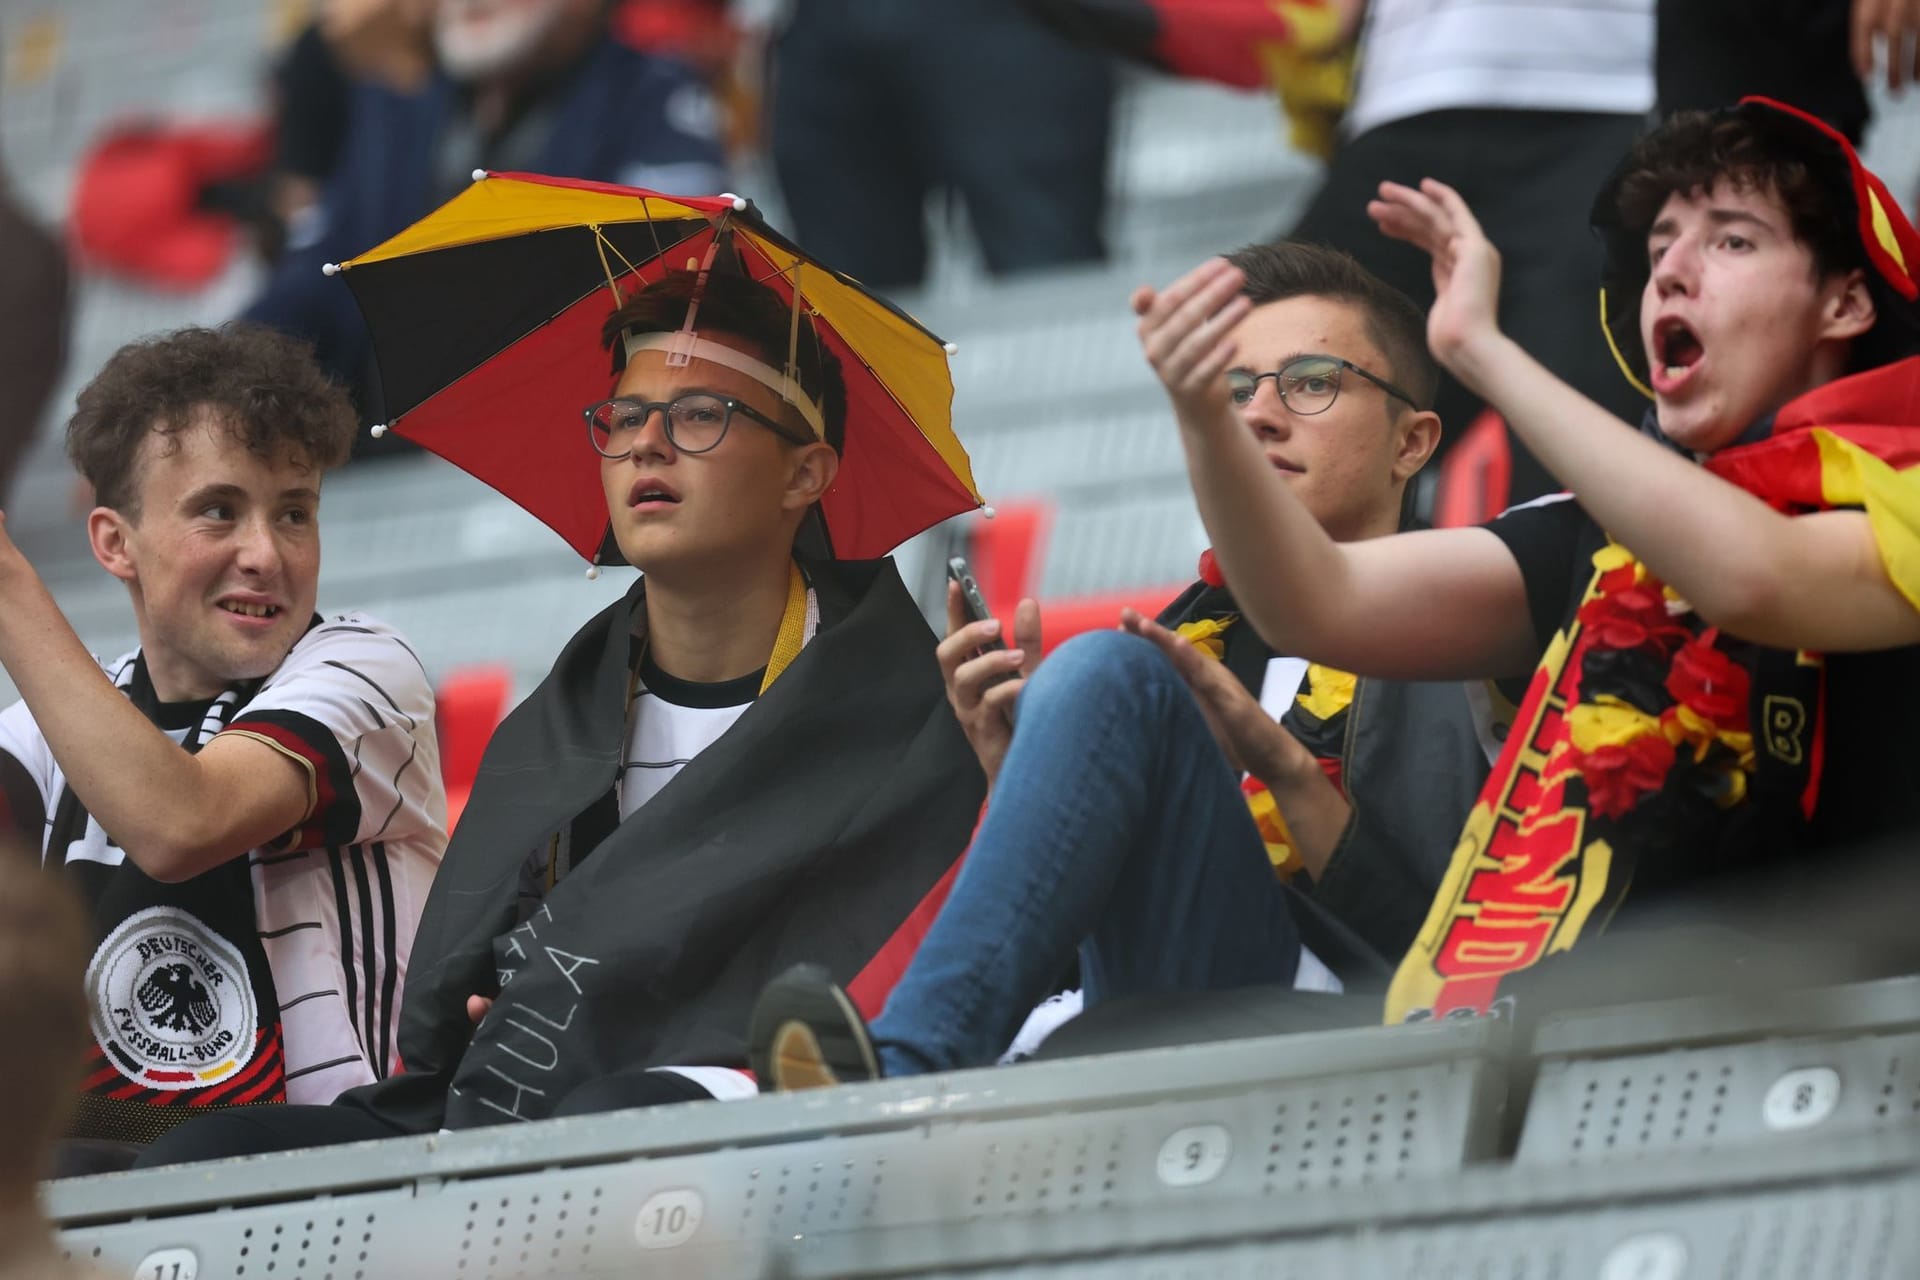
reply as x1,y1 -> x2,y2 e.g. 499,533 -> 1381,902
620,330 -> 827,442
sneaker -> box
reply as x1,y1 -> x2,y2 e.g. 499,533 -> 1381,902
748,964 -> 882,1091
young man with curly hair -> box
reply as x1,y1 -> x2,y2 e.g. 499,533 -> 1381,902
0,326 -> 445,1159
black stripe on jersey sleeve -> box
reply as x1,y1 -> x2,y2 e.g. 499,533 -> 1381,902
372,842 -> 399,1076
321,660 -> 419,730
0,749 -> 44,847
328,848 -> 361,1051
349,845 -> 379,1067
226,708 -> 363,850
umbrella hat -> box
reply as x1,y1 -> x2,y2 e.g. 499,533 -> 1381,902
334,172 -> 983,564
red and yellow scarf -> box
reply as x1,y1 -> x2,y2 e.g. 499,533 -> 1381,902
1388,357 -> 1920,1023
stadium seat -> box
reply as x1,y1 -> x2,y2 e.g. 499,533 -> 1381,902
967,502 -> 1187,653
1432,408 -> 1514,529
434,665 -> 513,832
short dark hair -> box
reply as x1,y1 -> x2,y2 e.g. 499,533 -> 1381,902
1609,109 -> 1861,282
0,842 -> 90,1197
600,268 -> 849,456
67,325 -> 356,518
1226,241 -> 1439,413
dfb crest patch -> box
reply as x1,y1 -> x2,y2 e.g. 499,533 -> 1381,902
85,907 -> 258,1088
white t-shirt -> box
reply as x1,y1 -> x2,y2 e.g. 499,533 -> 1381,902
1345,0 -> 1655,138
0,615 -> 446,1106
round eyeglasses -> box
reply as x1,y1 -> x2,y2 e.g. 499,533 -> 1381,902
583,394 -> 814,458
1226,355 -> 1421,417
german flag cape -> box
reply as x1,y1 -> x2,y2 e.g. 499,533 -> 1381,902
1388,356 -> 1920,1024
342,558 -> 984,1129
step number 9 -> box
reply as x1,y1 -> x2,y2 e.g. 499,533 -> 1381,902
1156,1124 -> 1231,1187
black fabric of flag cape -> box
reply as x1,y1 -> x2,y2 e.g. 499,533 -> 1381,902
342,557 -> 984,1130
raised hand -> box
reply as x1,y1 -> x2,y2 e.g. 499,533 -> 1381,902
1367,178 -> 1504,377
1132,258 -> 1252,428
1853,0 -> 1920,92
935,581 -> 1043,790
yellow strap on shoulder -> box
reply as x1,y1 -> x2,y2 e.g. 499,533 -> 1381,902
760,561 -> 810,694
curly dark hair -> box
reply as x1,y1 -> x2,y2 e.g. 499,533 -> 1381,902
67,324 -> 356,518
600,267 -> 849,456
1607,108 -> 1862,283
1227,240 -> 1440,413
1594,103 -> 1920,378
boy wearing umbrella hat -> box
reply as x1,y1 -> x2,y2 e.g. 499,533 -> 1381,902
756,97 -> 1920,1084
136,265 -> 986,1163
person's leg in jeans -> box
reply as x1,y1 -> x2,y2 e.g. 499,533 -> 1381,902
867,629 -> 1303,1077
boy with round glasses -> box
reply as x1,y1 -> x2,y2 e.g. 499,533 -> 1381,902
138,264 -> 986,1164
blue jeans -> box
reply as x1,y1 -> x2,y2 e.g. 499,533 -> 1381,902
870,630 -> 1304,1076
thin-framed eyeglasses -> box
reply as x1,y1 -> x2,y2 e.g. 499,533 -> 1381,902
583,394 -> 815,459
1226,354 -> 1421,417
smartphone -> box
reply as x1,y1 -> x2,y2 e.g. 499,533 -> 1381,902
947,556 -> 1007,651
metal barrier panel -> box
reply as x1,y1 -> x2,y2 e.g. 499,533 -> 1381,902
898,1170 -> 1919,1280
54,1021 -> 1505,1280
1519,976 -> 1920,1165
786,1133 -> 1920,1278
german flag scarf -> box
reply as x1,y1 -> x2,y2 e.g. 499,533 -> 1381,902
1389,356 -> 1920,1023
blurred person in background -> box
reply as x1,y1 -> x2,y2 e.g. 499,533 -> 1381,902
1290,0 -> 1656,508
1656,0 -> 1920,144
246,0 -> 726,441
0,132 -> 70,508
0,842 -> 97,1280
0,326 -> 444,1171
761,0 -> 1114,290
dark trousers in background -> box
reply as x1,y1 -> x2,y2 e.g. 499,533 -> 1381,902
769,0 -> 1114,290
1292,109 -> 1650,505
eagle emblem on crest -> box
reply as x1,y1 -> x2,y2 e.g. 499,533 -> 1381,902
137,962 -> 218,1034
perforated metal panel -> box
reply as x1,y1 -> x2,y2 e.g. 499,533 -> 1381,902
55,1024 -> 1502,1280
1519,1030 -> 1920,1165
898,1165 -> 1920,1280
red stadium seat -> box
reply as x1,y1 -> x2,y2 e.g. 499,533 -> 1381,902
967,501 -> 1184,653
434,665 -> 512,833
1432,408 -> 1514,528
